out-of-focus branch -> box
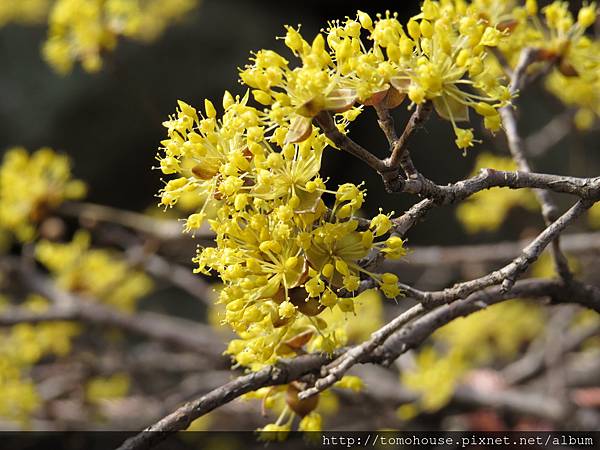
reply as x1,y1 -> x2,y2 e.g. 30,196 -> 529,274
453,384 -> 600,428
502,322 -> 600,385
387,231 -> 600,267
59,201 -> 210,241
126,246 -> 214,306
500,47 -> 571,281
1,263 -> 224,357
313,111 -> 388,174
526,109 -> 576,158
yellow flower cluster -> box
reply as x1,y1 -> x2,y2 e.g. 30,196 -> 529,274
465,0 -> 600,128
157,95 -> 404,368
401,299 -> 543,415
0,295 -> 79,424
456,152 -> 538,233
35,230 -> 153,312
237,290 -> 381,435
2,0 -> 201,73
240,2 -> 516,151
0,0 -> 50,26
86,373 -> 131,404
0,147 -> 86,242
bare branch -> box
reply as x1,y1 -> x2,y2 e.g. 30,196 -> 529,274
313,111 -> 387,174
396,169 -> 600,204
388,231 -> 600,267
118,277 -> 600,450
59,201 -> 207,241
379,279 -> 600,363
406,199 -> 591,304
116,353 -> 332,450
526,109 -> 576,158
501,47 -> 572,281
2,264 -> 224,357
392,199 -> 435,236
387,102 -> 431,175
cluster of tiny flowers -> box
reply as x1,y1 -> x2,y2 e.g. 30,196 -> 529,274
0,0 -> 50,26
0,147 -> 86,242
240,2 -> 516,151
462,0 -> 600,129
157,94 -> 405,366
0,294 -> 79,423
35,230 -> 153,312
238,290 -> 382,435
19,0 -> 200,73
399,299 -> 543,419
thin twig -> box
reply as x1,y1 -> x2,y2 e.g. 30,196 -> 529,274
387,102 -> 431,176
313,111 -> 387,174
501,47 -> 572,281
2,263 -> 224,356
300,200 -> 593,398
59,201 -> 207,241
387,231 -> 600,267
118,277 -> 600,450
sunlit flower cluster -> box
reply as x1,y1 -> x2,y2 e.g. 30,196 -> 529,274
157,95 -> 404,370
0,147 -> 86,242
240,2 -> 516,151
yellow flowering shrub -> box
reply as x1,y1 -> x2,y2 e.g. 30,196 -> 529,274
238,292 -> 381,434
35,230 -> 153,312
401,299 -> 544,415
0,295 -> 79,424
0,147 -> 86,242
456,152 -> 538,233
152,0 -> 600,433
0,0 -> 201,73
1,0 -> 598,435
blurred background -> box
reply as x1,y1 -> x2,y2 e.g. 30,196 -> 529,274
1,0 -> 597,246
1,0 -> 599,439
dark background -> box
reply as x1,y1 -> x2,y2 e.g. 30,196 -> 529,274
0,0 -> 597,247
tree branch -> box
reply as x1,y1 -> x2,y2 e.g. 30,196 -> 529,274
117,277 -> 600,450
387,231 -> 600,267
501,47 -> 572,281
313,111 -> 388,174
2,263 -> 224,357
404,199 -> 591,305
